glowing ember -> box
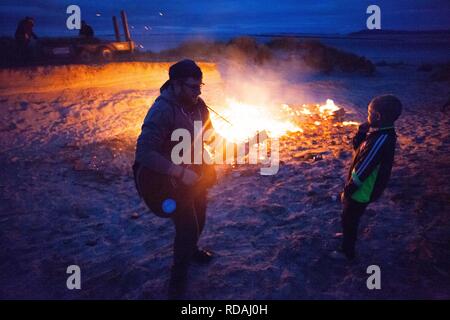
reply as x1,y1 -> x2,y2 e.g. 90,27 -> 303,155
342,121 -> 359,126
210,98 -> 301,143
319,99 -> 340,115
301,107 -> 313,115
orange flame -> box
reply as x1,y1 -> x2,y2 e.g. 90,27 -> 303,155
210,98 -> 301,143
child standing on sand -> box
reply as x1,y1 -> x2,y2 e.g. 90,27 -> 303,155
335,94 -> 402,260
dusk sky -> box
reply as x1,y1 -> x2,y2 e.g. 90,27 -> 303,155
1,0 -> 449,37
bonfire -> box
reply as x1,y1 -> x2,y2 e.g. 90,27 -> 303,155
209,98 -> 359,166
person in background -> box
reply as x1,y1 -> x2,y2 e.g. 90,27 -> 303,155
15,16 -> 38,61
79,20 -> 94,38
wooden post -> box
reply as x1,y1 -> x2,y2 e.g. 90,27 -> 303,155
121,10 -> 131,42
112,16 -> 121,41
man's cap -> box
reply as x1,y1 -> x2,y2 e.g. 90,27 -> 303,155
160,59 -> 202,92
169,59 -> 202,80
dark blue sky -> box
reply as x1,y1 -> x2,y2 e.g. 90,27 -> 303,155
1,0 -> 449,37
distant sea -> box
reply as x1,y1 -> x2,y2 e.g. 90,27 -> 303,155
113,31 -> 450,64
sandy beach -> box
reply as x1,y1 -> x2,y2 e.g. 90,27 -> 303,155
0,54 -> 449,299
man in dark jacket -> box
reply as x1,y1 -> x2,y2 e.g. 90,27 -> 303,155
134,60 -> 217,298
336,94 -> 402,260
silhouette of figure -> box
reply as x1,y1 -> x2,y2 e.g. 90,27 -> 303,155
79,21 -> 94,38
15,16 -> 38,61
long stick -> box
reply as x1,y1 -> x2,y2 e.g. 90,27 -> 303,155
207,106 -> 233,126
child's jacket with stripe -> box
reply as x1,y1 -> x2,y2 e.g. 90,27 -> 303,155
344,127 -> 397,203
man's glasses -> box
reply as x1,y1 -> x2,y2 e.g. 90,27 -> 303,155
183,82 -> 204,91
